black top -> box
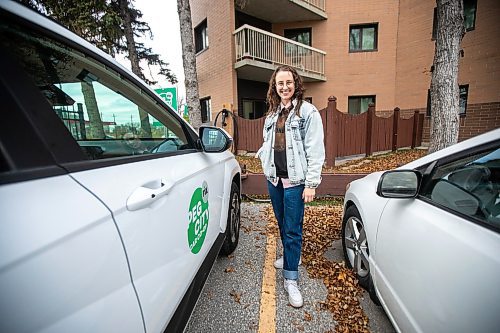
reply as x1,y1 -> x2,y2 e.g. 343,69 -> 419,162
274,104 -> 294,178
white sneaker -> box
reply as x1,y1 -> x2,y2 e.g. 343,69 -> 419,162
284,279 -> 303,308
273,256 -> 302,269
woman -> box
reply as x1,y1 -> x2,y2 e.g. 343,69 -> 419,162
256,65 -> 325,308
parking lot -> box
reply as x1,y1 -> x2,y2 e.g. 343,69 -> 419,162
186,201 -> 395,332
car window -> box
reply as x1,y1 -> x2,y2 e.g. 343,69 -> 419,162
421,147 -> 500,230
0,18 -> 194,161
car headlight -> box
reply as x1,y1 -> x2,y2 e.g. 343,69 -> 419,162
346,182 -> 351,192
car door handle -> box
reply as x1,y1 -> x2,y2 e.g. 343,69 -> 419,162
126,180 -> 175,211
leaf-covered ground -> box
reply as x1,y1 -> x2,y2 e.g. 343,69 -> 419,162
251,149 -> 428,331
237,149 -> 427,175
265,201 -> 370,332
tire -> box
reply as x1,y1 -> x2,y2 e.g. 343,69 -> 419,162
342,205 -> 380,304
220,182 -> 240,255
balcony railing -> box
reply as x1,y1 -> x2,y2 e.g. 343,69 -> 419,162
234,25 -> 325,78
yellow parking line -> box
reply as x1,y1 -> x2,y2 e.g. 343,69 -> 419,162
258,233 -> 277,333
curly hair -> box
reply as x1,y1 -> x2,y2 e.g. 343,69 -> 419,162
266,65 -> 305,116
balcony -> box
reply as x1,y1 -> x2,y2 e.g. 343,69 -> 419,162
234,25 -> 326,83
236,0 -> 327,23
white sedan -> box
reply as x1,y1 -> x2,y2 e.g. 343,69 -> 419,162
342,128 -> 500,333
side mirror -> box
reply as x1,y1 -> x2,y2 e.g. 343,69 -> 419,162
199,126 -> 233,153
377,170 -> 421,198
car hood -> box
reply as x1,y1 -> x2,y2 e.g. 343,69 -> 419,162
349,171 -> 385,190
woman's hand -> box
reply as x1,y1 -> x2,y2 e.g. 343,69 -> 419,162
303,187 -> 315,203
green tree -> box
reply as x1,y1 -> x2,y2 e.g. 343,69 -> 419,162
20,0 -> 121,53
20,0 -> 176,82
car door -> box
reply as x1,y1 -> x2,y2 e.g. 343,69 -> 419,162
69,147 -> 226,333
0,12 -> 226,333
375,144 -> 500,333
63,79 -> 226,333
0,50 -> 144,332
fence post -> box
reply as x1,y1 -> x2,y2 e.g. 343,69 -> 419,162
411,110 -> 419,148
325,96 -> 337,167
392,107 -> 400,151
365,103 -> 375,157
418,113 -> 425,146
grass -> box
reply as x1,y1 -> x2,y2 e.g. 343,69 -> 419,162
243,194 -> 343,207
306,196 -> 344,206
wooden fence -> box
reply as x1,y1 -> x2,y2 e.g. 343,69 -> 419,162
235,96 -> 424,167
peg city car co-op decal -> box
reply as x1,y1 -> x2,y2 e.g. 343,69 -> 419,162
187,181 -> 209,254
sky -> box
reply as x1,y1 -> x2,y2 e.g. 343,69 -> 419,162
117,1 -> 186,103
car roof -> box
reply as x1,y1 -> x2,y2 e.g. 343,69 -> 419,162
402,128 -> 500,169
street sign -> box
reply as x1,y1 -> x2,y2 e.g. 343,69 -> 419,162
155,87 -> 177,111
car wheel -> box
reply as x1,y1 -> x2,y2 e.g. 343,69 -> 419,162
220,182 -> 240,255
342,205 -> 380,304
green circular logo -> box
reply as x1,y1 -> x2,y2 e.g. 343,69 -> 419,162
187,182 -> 209,254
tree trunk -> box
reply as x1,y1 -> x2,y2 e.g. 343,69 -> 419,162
429,0 -> 465,153
81,81 -> 106,139
119,0 -> 152,137
177,0 -> 202,131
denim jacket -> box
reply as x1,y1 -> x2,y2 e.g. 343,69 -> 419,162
256,99 -> 325,188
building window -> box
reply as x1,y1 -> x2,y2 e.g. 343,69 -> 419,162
426,89 -> 432,117
200,97 -> 211,123
459,84 -> 469,115
349,24 -> 378,52
432,1 -> 477,39
432,8 -> 438,40
242,99 -> 266,119
426,85 -> 468,116
348,96 -> 375,114
284,28 -> 312,46
464,0 -> 477,31
194,19 -> 208,53
284,28 -> 312,59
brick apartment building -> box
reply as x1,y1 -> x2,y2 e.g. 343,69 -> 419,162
190,0 -> 499,143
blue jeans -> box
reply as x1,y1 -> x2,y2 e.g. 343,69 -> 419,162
267,180 -> 305,280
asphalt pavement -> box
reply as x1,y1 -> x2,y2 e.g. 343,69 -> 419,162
185,202 -> 395,332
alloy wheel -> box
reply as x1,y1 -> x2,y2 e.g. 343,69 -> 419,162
344,216 -> 370,278
230,191 -> 240,243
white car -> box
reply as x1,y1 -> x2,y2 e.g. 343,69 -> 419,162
0,2 -> 241,333
342,128 -> 500,333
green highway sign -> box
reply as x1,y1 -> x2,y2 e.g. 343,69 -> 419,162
155,87 -> 177,111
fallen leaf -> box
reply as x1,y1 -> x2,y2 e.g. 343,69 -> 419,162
229,290 -> 241,303
263,202 -> 371,333
237,149 -> 427,175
